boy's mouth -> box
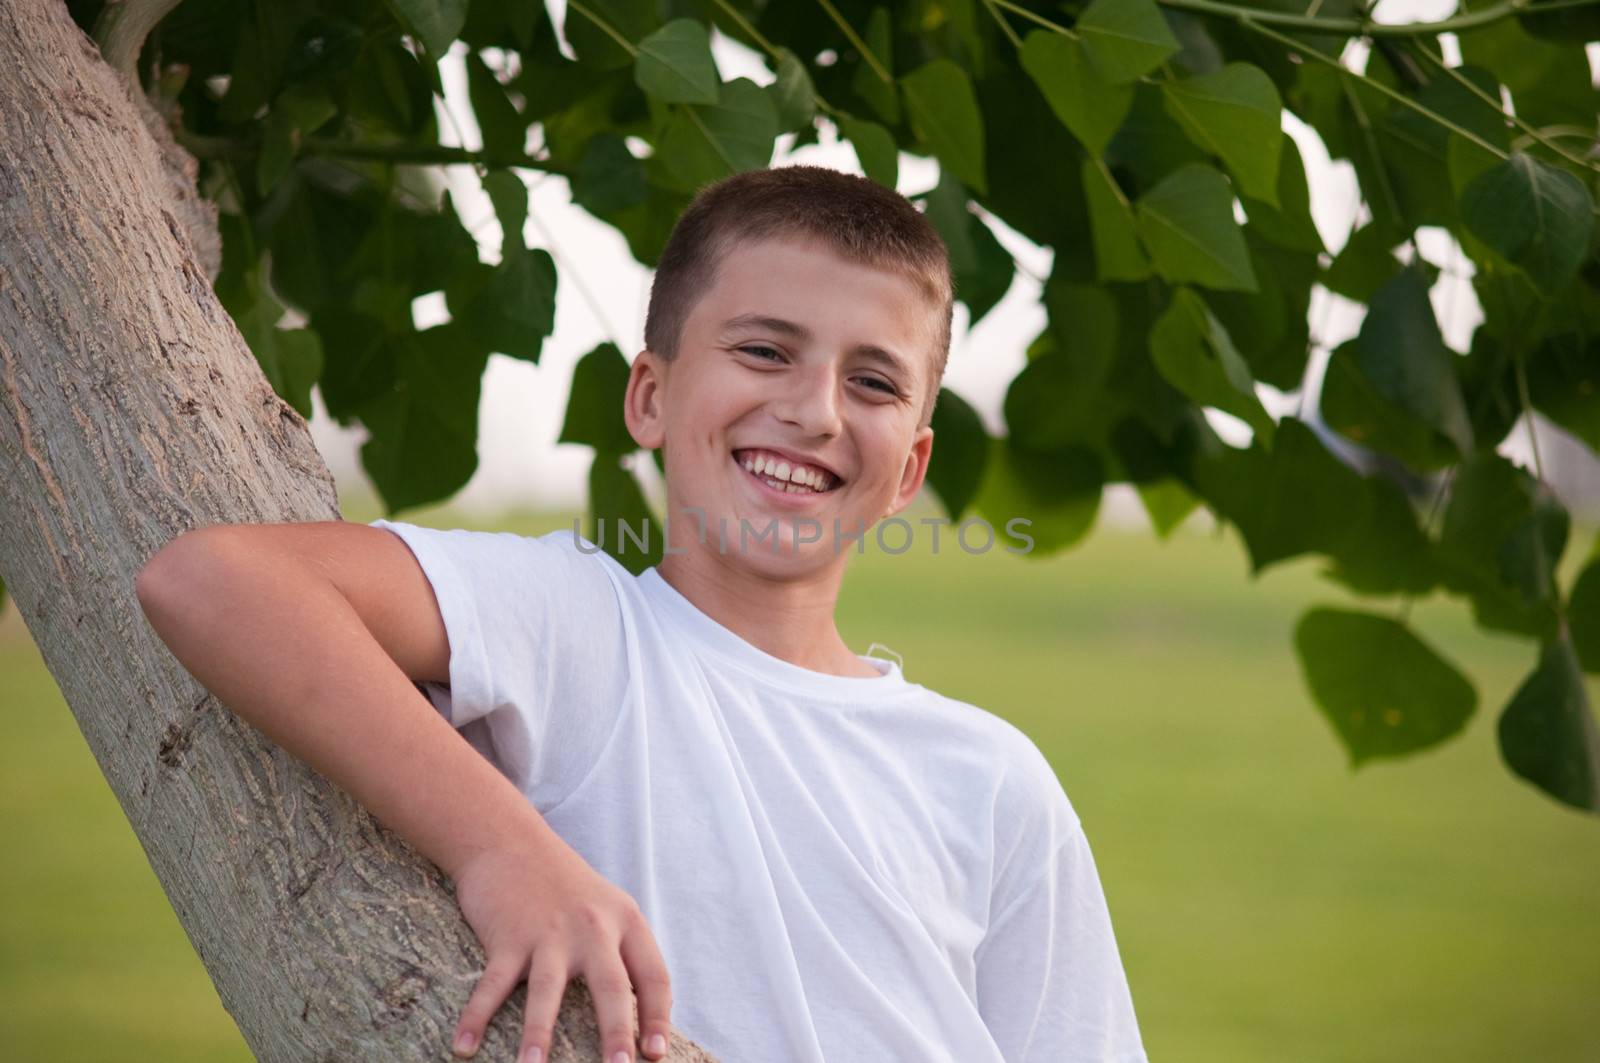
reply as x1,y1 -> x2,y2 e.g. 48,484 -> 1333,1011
732,448 -> 843,495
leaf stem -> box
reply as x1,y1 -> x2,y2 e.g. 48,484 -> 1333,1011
989,0 -> 1077,37
1091,153 -> 1133,212
814,0 -> 893,83
978,0 -> 1025,48
566,0 -> 639,57
709,0 -> 842,118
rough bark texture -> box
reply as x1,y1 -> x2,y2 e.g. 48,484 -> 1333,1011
0,3 -> 714,1060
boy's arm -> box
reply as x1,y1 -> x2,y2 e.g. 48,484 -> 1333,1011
135,521 -> 673,1063
973,825 -> 1147,1063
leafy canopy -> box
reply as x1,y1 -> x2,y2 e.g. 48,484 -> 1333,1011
80,0 -> 1600,814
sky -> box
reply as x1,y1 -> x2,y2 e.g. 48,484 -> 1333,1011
307,2 -> 1600,524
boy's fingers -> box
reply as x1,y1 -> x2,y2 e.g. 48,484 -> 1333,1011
584,956 -> 642,1063
620,923 -> 674,1059
454,954 -> 524,1058
518,947 -> 569,1063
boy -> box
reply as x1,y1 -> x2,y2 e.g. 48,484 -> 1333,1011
137,165 -> 1146,1062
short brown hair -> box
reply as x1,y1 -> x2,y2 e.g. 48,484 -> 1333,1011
642,164 -> 954,424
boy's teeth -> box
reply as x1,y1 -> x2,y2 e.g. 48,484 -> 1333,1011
738,449 -> 835,492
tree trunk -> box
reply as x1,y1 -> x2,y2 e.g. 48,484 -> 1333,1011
0,3 -> 713,1060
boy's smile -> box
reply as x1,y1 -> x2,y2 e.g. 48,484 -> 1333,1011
622,232 -> 939,676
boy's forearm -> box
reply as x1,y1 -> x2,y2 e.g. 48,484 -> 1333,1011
136,537 -> 557,880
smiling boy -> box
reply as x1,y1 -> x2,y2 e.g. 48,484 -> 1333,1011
137,165 -> 1146,1063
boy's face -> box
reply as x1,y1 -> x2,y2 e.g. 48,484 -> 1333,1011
624,234 -> 938,577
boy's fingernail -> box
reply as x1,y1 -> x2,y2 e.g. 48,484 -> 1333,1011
453,1030 -> 476,1054
612,1052 -> 630,1063
647,1033 -> 667,1055
522,1047 -> 543,1063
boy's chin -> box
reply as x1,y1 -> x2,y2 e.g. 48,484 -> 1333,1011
661,507 -> 858,573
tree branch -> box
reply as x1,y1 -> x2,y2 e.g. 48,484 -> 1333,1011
92,0 -> 182,84
175,129 -> 577,177
1158,0 -> 1600,38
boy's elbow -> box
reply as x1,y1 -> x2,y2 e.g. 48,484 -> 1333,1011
135,527 -> 222,612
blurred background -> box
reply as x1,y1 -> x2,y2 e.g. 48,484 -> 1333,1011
3,4 -> 1599,1060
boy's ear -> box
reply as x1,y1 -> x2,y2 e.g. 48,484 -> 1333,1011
884,424 -> 935,520
623,348 -> 667,450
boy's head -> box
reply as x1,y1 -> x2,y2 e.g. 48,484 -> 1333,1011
641,165 -> 954,424
624,165 -> 955,574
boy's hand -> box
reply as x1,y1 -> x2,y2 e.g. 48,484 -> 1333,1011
447,841 -> 673,1063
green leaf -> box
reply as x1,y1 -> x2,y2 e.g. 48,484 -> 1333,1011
1076,0 -> 1180,84
1189,417 -> 1437,594
466,52 -> 527,159
1322,222 -> 1402,302
1497,635 -> 1600,812
559,343 -> 636,453
1019,30 -> 1131,156
921,171 -> 1014,326
634,18 -> 720,105
385,0 -> 468,57
1241,134 -> 1322,254
360,323 -> 488,513
1569,558 -> 1600,673
1134,163 -> 1257,292
974,437 -> 1103,556
1526,335 -> 1600,454
837,113 -> 898,190
1294,607 -> 1477,767
851,7 -> 900,124
1161,62 -> 1283,205
927,388 -> 989,520
589,452 -> 663,575
444,247 -> 558,363
1437,453 -> 1568,639
1081,158 -> 1150,282
1461,152 -> 1595,297
1460,19 -> 1598,130
1148,288 -> 1276,446
1005,350 -> 1116,452
771,47 -> 818,133
1321,267 -> 1474,467
480,169 -> 528,257
1136,479 -> 1200,538
570,133 -> 649,218
656,78 -> 780,192
900,58 -> 987,194
256,85 -> 337,194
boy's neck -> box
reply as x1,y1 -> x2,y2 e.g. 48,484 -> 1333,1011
655,546 -> 880,679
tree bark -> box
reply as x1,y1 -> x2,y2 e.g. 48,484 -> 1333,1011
0,3 -> 713,1060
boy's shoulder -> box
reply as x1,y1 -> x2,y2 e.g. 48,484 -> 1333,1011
908,684 -> 1080,826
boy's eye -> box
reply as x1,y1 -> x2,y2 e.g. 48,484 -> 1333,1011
739,344 -> 783,361
855,376 -> 898,395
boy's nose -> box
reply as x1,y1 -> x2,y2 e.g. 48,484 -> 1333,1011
772,368 -> 843,438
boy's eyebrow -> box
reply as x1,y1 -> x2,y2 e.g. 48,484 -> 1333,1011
719,313 -> 916,382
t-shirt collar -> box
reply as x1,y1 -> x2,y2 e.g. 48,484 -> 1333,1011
638,566 -> 913,699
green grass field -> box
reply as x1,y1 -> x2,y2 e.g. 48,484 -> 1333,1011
2,495 -> 1596,1061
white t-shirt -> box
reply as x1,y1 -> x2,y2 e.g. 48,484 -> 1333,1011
370,519 -> 1147,1062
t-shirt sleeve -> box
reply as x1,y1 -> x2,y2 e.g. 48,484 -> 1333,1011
367,519 -> 629,812
974,732 -> 1147,1062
